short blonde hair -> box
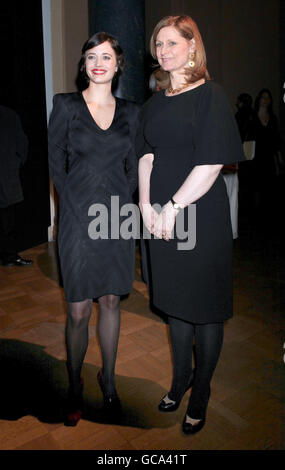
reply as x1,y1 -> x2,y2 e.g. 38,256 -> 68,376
150,15 -> 209,89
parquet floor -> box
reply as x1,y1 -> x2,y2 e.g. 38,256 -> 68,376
0,210 -> 284,450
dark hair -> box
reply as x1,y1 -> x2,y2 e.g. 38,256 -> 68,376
254,88 -> 274,116
78,32 -> 124,90
237,93 -> 253,108
150,15 -> 210,89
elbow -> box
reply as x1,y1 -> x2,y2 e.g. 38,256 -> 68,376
211,165 -> 223,182
207,164 -> 223,178
139,153 -> 154,171
139,153 -> 154,163
215,164 -> 223,175
199,164 -> 223,177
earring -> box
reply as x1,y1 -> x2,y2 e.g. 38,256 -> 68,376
188,53 -> 195,68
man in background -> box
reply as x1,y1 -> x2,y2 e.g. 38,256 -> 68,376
0,105 -> 33,266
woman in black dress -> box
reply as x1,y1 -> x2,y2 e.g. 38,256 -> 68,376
137,15 -> 244,434
252,89 -> 282,212
48,32 -> 139,426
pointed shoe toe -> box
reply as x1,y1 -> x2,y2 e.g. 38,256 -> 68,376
97,369 -> 121,412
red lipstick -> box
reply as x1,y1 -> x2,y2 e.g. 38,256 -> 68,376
92,68 -> 106,75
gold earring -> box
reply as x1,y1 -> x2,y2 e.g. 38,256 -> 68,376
188,53 -> 195,68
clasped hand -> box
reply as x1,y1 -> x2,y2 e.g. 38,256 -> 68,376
140,202 -> 178,241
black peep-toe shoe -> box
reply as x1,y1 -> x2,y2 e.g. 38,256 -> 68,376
182,387 -> 211,435
158,370 -> 195,412
64,378 -> 84,427
97,369 -> 121,412
182,415 -> 206,435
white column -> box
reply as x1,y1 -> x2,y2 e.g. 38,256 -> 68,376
41,0 -> 56,242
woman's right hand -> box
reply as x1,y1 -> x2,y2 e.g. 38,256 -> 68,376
139,203 -> 159,235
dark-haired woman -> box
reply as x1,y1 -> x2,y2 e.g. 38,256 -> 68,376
252,89 -> 282,214
137,15 -> 244,434
48,32 -> 139,426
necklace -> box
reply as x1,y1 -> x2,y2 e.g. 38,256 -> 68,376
167,82 -> 191,95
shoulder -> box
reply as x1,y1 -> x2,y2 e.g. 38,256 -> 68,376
140,92 -> 162,118
197,80 -> 232,115
269,113 -> 279,126
116,97 -> 140,111
53,92 -> 80,104
117,97 -> 141,120
52,92 -> 80,113
0,106 -> 23,132
144,91 -> 162,107
0,105 -> 20,121
200,80 -> 229,102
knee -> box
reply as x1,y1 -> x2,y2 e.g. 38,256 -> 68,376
99,294 -> 120,312
67,304 -> 91,327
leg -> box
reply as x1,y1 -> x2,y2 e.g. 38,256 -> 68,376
65,299 -> 92,396
167,315 -> 195,401
187,322 -> 224,421
0,205 -> 18,262
159,316 -> 195,412
97,294 -> 121,396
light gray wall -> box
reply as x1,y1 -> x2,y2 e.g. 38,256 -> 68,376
63,0 -> 89,92
49,0 -> 88,95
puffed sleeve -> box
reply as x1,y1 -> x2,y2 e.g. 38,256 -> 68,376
48,94 -> 68,195
135,104 -> 154,159
193,82 -> 245,165
125,102 -> 140,195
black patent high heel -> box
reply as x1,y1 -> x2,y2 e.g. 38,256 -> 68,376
97,369 -> 121,411
158,370 -> 195,412
64,378 -> 84,427
182,386 -> 211,435
182,415 -> 206,434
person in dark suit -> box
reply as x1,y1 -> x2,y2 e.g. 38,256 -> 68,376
0,105 -> 33,266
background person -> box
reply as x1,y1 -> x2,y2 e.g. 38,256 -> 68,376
251,88 -> 282,218
0,105 -> 32,267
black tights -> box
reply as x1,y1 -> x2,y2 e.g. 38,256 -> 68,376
66,295 -> 120,397
168,316 -> 224,419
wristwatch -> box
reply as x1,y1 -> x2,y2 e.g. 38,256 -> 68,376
170,197 -> 184,211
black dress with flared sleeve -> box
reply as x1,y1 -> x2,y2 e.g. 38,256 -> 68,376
137,81 -> 245,323
48,92 -> 139,302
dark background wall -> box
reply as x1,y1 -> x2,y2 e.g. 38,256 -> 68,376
280,0 -> 285,150
0,0 -> 50,251
88,0 -> 147,104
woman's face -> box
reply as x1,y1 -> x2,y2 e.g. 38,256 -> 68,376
85,41 -> 118,84
260,92 -> 271,108
155,26 -> 192,74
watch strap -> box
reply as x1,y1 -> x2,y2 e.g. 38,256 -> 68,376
170,197 -> 184,211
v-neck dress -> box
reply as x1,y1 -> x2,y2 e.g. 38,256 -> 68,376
136,81 -> 245,323
48,92 -> 140,302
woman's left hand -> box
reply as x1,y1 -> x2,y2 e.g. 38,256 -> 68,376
153,201 -> 178,241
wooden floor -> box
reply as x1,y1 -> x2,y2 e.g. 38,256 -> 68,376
0,211 -> 284,450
